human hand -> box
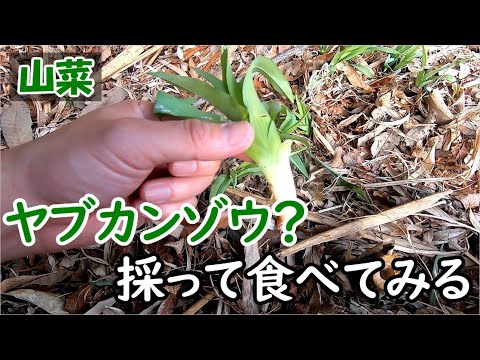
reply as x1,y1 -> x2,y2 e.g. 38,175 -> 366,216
1,100 -> 254,260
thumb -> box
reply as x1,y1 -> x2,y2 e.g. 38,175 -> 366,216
133,119 -> 255,165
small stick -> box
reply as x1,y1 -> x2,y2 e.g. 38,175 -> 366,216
276,190 -> 453,258
183,292 -> 217,315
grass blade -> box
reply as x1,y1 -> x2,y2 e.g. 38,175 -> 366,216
290,153 -> 309,178
154,92 -> 227,122
209,174 -> 232,200
151,71 -> 247,121
191,67 -> 226,92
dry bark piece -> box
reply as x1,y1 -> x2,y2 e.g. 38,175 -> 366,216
0,99 -> 33,147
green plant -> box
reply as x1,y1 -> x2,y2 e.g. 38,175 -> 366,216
151,48 -> 310,224
329,45 -> 399,73
383,45 -> 426,72
415,60 -> 462,89
318,45 -> 331,54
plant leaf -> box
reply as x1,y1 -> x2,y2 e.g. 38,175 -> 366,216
309,152 -> 369,202
154,91 -> 228,122
422,46 -> 428,67
280,133 -> 310,148
151,71 -> 247,121
352,63 -> 374,78
209,174 -> 232,201
247,56 -> 294,102
191,67 -> 226,92
235,162 -> 263,178
221,49 -> 243,104
290,153 -> 309,178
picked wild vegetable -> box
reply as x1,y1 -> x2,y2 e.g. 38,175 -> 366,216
151,48 -> 309,226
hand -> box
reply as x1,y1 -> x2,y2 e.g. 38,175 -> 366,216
1,100 -> 254,261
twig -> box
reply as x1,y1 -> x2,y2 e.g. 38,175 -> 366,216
275,190 -> 453,258
183,292 -> 217,315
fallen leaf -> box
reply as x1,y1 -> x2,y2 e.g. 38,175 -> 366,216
5,289 -> 68,314
102,306 -> 125,315
411,137 -> 439,178
336,62 -> 374,93
338,113 -> 363,129
0,99 -> 33,147
452,85 -> 465,113
404,126 -> 433,148
371,130 -> 401,157
65,284 -> 93,314
80,87 -> 128,116
100,46 -> 112,62
157,293 -> 177,314
164,239 -> 185,255
85,297 -> 116,315
468,128 -> 480,178
358,124 -> 387,147
0,270 -> 72,293
343,149 -> 365,168
139,300 -> 162,314
469,210 -> 480,231
458,193 -> 480,209
427,88 -> 454,125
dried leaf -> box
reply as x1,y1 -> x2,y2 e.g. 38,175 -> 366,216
80,87 -> 128,116
404,126 -> 432,148
452,85 -> 465,113
428,89 -> 454,125
5,289 -> 68,314
336,62 -> 374,93
0,100 -> 33,147
65,284 -> 93,314
157,293 -> 177,314
468,128 -> 480,178
469,210 -> 480,231
411,137 -> 438,178
358,124 -> 387,147
102,306 -> 125,315
0,270 -> 71,293
371,130 -> 401,157
140,300 -> 162,314
458,193 -> 480,210
100,46 -> 112,62
85,297 -> 116,315
372,254 -> 402,291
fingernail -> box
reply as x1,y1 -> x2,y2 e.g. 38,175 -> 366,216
145,185 -> 172,202
222,121 -> 254,147
170,160 -> 197,175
